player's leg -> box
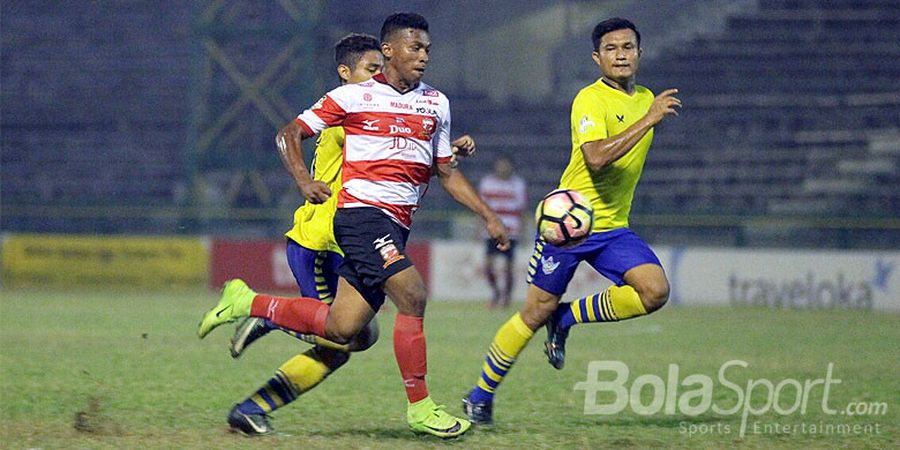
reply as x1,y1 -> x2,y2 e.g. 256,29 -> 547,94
230,249 -> 379,356
198,275 -> 376,345
227,345 -> 350,435
500,240 -> 517,307
484,239 -> 500,308
381,266 -> 471,437
463,236 -> 579,424
227,277 -> 379,435
544,228 -> 668,369
229,241 -> 325,355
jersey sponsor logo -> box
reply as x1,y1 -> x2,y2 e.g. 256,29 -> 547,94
363,93 -> 373,101
373,233 -> 405,268
616,114 -> 625,123
390,101 -> 413,110
415,106 -> 437,115
541,256 -> 560,275
311,95 -> 327,110
579,115 -> 595,133
421,89 -> 439,97
416,98 -> 438,105
362,119 -> 380,131
390,124 -> 413,134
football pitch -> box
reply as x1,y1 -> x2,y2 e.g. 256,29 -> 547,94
1,288 -> 896,449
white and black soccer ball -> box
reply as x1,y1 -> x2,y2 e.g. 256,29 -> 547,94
535,189 -> 594,247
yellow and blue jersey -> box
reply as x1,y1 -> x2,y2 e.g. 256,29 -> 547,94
558,79 -> 655,232
285,126 -> 345,255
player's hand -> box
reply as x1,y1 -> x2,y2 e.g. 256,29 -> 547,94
450,134 -> 476,168
299,180 -> 331,204
451,134 -> 476,157
486,216 -> 511,251
647,88 -> 681,125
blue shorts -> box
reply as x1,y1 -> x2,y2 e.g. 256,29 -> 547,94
286,239 -> 342,302
526,228 -> 661,296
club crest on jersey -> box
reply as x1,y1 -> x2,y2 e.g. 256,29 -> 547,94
541,256 -> 560,275
363,93 -> 373,101
362,119 -> 380,131
579,115 -> 595,133
373,233 -> 405,268
422,117 -> 435,132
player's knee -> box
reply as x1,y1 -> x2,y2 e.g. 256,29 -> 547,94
391,283 -> 428,316
326,326 -> 357,345
520,286 -> 560,330
639,280 -> 669,313
349,320 -> 379,352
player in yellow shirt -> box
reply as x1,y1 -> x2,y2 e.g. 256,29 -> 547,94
463,18 -> 681,425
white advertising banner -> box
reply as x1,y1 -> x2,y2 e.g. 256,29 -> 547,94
666,247 -> 900,311
429,240 -> 899,311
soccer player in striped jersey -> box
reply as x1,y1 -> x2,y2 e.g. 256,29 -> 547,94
222,32 -> 478,437
478,156 -> 527,308
463,18 -> 681,425
199,13 -> 508,438
218,33 -> 384,437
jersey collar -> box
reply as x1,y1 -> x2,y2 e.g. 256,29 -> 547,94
373,73 -> 420,95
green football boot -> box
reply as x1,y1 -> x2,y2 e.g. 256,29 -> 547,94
198,279 -> 256,339
407,396 -> 471,438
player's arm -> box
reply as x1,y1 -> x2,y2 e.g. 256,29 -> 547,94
581,88 -> 681,172
276,121 -> 331,203
436,163 -> 510,250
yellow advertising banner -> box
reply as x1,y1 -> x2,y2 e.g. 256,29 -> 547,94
2,234 -> 208,288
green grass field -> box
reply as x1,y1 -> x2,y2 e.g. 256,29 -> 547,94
1,288 -> 897,449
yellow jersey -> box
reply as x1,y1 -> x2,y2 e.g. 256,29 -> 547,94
559,79 -> 655,232
284,126 -> 344,254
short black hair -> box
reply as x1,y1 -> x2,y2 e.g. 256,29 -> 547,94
334,33 -> 380,69
592,18 -> 640,50
380,12 -> 429,42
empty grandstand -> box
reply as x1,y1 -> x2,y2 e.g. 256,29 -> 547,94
2,0 -> 897,248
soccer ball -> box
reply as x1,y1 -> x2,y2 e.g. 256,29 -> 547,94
535,189 -> 594,247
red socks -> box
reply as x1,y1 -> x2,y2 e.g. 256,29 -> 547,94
250,294 -> 328,337
250,298 -> 429,403
393,314 -> 429,403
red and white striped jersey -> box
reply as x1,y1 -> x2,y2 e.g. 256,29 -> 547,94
478,174 -> 527,238
294,74 -> 452,228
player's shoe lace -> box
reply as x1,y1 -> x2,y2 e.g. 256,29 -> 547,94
461,393 -> 493,425
544,311 -> 569,370
198,279 -> 256,339
407,397 -> 471,438
227,405 -> 274,436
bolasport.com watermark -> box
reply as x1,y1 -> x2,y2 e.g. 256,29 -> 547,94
574,360 -> 888,438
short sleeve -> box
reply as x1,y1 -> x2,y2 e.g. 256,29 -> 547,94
295,86 -> 354,136
571,90 -> 607,148
432,101 -> 453,164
